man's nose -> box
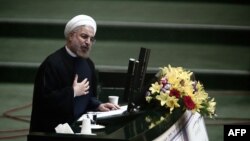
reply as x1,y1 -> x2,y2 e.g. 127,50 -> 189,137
85,37 -> 91,44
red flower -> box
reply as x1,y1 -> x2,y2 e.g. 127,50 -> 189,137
183,96 -> 195,110
170,88 -> 180,98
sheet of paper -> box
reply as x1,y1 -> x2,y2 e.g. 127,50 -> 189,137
78,105 -> 127,121
55,123 -> 74,134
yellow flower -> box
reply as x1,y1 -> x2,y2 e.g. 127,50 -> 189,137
191,91 -> 205,112
156,92 -> 169,106
195,81 -> 205,91
207,98 -> 216,118
180,84 -> 194,97
146,96 -> 153,103
149,123 -> 156,129
146,65 -> 216,118
165,95 -> 180,113
149,82 -> 162,94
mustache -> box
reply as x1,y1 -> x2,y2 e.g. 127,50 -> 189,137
80,45 -> 89,50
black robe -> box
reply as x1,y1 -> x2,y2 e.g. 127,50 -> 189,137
29,47 -> 101,133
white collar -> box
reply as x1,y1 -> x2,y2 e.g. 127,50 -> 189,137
65,46 -> 77,57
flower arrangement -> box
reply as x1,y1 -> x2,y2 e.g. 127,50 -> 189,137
146,65 -> 216,118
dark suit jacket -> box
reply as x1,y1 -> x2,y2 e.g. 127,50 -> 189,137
29,47 -> 101,133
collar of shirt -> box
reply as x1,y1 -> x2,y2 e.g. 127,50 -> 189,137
65,46 -> 77,57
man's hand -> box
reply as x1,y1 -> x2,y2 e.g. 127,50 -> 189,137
97,103 -> 120,111
73,74 -> 89,97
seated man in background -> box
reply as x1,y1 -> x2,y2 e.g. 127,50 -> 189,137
29,14 -> 119,133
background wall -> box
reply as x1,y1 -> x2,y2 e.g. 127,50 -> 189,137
0,0 -> 250,140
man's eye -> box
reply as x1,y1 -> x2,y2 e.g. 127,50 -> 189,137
81,35 -> 89,39
80,33 -> 96,43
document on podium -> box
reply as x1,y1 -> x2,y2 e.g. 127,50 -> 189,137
78,105 -> 128,121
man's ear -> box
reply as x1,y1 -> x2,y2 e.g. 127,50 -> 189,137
68,32 -> 75,41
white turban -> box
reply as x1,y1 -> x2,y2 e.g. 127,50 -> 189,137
64,15 -> 97,38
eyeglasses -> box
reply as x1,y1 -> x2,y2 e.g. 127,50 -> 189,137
80,33 -> 96,44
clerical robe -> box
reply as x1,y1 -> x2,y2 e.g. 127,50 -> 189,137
29,47 -> 101,133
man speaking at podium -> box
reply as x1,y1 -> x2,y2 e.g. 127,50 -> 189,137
29,15 -> 119,133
